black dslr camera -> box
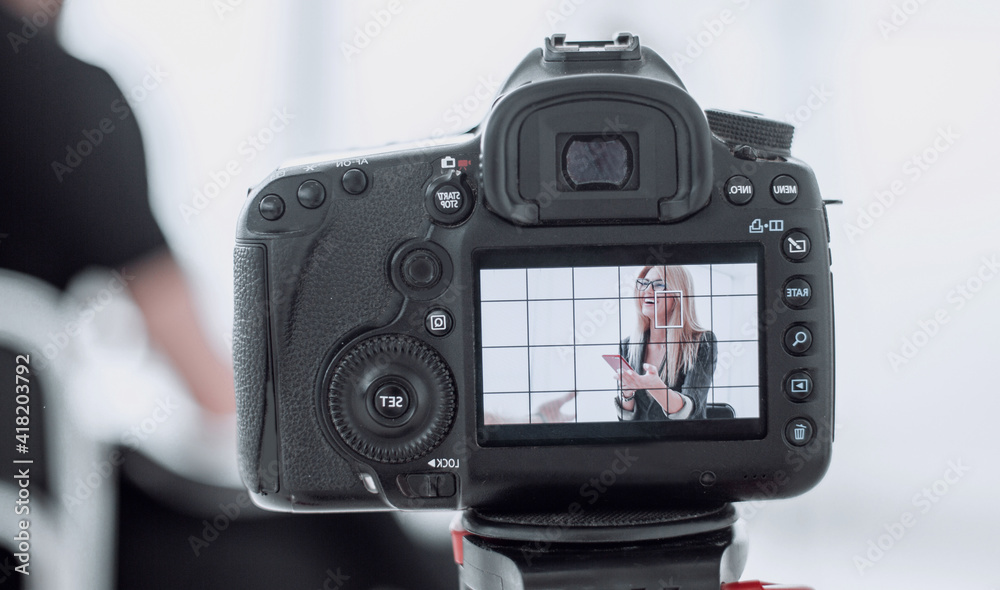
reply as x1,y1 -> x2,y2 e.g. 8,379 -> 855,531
234,34 -> 834,513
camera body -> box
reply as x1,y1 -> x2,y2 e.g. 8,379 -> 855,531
234,34 -> 834,513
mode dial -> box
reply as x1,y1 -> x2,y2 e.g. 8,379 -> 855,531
705,109 -> 794,157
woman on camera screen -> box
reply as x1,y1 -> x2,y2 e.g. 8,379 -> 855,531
615,265 -> 717,420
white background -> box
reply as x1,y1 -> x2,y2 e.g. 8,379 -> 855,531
52,0 -> 1000,587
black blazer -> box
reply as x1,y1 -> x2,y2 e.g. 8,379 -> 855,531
619,331 -> 717,420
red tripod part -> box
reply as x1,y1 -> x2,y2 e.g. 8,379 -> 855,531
722,582 -> 814,590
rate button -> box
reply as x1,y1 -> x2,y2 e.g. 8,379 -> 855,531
782,277 -> 812,308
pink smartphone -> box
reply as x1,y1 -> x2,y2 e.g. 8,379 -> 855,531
602,354 -> 634,373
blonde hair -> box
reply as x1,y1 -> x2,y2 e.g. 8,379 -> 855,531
628,266 -> 705,388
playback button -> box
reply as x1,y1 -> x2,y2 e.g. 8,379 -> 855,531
784,370 -> 814,401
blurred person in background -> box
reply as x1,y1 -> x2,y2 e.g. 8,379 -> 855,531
0,1 -> 457,587
0,0 -> 235,415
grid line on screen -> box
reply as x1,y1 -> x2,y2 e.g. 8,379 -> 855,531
709,265 -> 715,406
479,262 -> 760,424
523,268 -> 531,418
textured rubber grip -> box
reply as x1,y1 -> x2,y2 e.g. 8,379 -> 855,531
233,244 -> 269,493
705,109 -> 794,155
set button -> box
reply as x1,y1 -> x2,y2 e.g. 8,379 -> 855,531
372,382 -> 411,420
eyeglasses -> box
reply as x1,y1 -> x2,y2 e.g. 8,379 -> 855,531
635,278 -> 667,291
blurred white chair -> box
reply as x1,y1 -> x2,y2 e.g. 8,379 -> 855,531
0,270 -> 116,590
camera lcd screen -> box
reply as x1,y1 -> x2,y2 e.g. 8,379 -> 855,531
475,245 -> 764,444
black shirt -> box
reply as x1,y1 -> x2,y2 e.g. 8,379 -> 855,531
0,9 -> 165,289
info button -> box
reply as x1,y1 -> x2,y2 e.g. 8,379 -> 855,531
724,175 -> 754,205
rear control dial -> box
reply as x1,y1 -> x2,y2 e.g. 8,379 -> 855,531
328,335 -> 457,463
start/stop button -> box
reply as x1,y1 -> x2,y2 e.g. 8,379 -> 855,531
426,171 -> 473,225
433,184 -> 465,214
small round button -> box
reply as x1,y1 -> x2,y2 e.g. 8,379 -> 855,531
784,370 -> 814,401
297,179 -> 326,209
784,325 -> 813,355
785,418 -> 814,446
782,230 -> 811,261
342,168 -> 368,195
724,175 -> 754,205
771,175 -> 799,204
372,383 -> 410,420
259,194 -> 285,220
782,277 -> 812,308
425,308 -> 453,337
401,250 -> 441,289
426,173 -> 474,225
432,183 -> 466,215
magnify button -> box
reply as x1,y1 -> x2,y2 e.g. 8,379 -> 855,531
784,325 -> 813,355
